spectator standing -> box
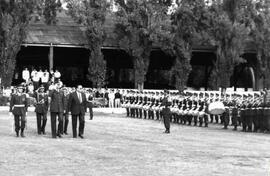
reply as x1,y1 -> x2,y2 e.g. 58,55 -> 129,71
114,89 -> 121,108
87,89 -> 94,120
108,89 -> 115,108
22,68 -> 30,82
49,69 -> 55,83
37,68 -> 43,83
31,68 -> 37,80
32,72 -> 40,90
41,69 -> 50,90
27,82 -> 34,96
54,70 -> 61,82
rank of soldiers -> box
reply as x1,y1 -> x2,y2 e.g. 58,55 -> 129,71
122,89 -> 270,133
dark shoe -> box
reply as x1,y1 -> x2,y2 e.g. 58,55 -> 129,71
79,134 -> 84,139
21,132 -> 25,138
57,134 -> 62,138
16,131 -> 19,137
64,132 -> 68,135
73,136 -> 77,138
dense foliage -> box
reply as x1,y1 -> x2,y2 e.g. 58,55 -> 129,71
0,0 -> 61,87
66,0 -> 109,88
114,0 -> 172,90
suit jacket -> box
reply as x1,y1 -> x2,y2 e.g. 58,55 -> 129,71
49,90 -> 65,113
68,92 -> 87,115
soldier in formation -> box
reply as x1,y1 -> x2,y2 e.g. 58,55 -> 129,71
122,89 -> 270,133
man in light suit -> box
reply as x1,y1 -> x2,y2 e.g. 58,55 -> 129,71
68,85 -> 87,138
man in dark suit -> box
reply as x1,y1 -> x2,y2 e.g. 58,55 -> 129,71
49,83 -> 65,138
68,85 -> 87,138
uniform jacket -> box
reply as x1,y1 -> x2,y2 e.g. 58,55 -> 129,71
49,89 -> 65,113
68,91 -> 87,115
34,92 -> 49,114
9,93 -> 28,115
63,93 -> 70,112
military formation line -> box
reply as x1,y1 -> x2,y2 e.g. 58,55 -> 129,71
122,89 -> 270,133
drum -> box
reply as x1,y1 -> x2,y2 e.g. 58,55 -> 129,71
208,101 -> 225,115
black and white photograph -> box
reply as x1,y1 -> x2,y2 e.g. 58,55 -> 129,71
0,0 -> 270,175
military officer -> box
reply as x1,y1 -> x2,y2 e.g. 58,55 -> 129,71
62,87 -> 70,135
48,82 -> 65,138
161,90 -> 171,133
9,84 -> 28,137
34,85 -> 49,135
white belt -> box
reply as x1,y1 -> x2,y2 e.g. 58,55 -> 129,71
14,105 -> 25,107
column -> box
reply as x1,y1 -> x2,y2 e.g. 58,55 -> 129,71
49,43 -> 54,70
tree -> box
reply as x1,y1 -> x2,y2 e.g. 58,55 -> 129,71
208,0 -> 249,89
66,0 -> 109,88
247,0 -> 270,88
0,0 -> 61,87
114,0 -> 172,90
171,0 -> 212,91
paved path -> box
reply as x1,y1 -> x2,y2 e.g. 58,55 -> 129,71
0,112 -> 269,176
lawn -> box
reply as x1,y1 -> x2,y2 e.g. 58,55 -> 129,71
0,111 -> 269,176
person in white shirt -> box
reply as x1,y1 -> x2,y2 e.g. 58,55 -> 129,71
31,68 -> 37,80
41,69 -> 50,90
27,82 -> 34,95
22,68 -> 30,82
108,89 -> 115,108
54,70 -> 61,82
37,68 -> 43,82
32,72 -> 40,90
50,69 -> 55,83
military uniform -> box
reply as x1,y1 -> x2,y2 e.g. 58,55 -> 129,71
34,88 -> 49,135
49,89 -> 65,138
63,88 -> 70,134
231,100 -> 238,131
9,87 -> 28,137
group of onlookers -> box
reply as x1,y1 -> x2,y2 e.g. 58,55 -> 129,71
22,67 -> 62,92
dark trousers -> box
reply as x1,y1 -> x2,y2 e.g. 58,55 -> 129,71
89,107 -> 93,120
232,115 -> 238,129
14,115 -> 26,133
126,108 -> 130,117
163,116 -> 170,131
139,109 -> 142,118
223,115 -> 230,129
50,112 -> 63,138
33,81 -> 39,90
36,113 -> 47,134
72,114 -> 85,137
63,113 -> 69,133
156,111 -> 160,120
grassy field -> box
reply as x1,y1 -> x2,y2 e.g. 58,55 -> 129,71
0,112 -> 269,176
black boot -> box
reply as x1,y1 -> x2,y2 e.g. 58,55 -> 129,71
21,129 -> 25,138
16,131 -> 19,137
